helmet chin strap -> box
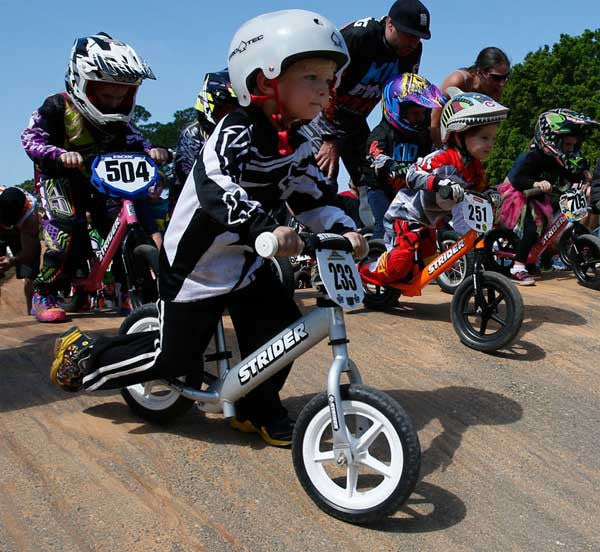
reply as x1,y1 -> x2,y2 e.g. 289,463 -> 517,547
250,79 -> 337,157
250,78 -> 293,156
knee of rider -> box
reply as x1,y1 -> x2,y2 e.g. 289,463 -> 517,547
384,247 -> 414,280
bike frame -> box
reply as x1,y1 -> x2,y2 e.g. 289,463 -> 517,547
163,302 -> 363,464
361,228 -> 483,297
71,199 -> 140,292
526,212 -> 571,265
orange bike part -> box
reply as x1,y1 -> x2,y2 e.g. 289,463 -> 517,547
389,229 -> 479,297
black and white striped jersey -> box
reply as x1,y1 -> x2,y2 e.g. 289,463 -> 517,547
159,106 -> 356,302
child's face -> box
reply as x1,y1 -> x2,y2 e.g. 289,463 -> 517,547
86,81 -> 137,113
277,58 -> 337,121
463,124 -> 499,161
561,135 -> 579,153
404,105 -> 427,126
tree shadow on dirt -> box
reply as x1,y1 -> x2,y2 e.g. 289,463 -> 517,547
84,400 -> 276,449
86,384 -> 520,533
350,301 -> 452,323
486,337 -> 546,361
521,304 -> 587,333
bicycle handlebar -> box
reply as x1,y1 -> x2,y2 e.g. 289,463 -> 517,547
524,187 -> 545,198
255,232 -> 354,258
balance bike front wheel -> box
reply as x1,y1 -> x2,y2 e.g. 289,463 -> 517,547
292,384 -> 420,524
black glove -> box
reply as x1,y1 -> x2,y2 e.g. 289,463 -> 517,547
484,189 -> 502,208
435,178 -> 464,202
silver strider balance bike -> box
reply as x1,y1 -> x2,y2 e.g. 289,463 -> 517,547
118,232 -> 421,524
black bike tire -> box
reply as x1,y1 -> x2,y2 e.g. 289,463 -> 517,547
292,384 -> 421,524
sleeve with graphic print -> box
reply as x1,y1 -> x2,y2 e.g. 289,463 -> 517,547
194,113 -> 279,245
21,94 -> 69,175
125,121 -> 153,154
365,122 -> 410,193
194,110 -> 355,246
174,123 -> 204,185
406,148 -> 475,193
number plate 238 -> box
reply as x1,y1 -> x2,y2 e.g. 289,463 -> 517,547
316,249 -> 364,310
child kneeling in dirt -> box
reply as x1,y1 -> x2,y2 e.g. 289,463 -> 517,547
360,88 -> 507,284
49,10 -> 367,447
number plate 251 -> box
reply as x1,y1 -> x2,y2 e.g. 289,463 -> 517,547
316,249 -> 364,310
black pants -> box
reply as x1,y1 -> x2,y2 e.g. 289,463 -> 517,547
82,267 -> 302,424
515,208 -> 539,263
338,116 -> 371,188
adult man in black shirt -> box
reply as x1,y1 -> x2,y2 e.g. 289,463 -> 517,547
314,0 -> 431,186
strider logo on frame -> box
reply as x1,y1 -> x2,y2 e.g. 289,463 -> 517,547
238,323 -> 309,385
99,217 -> 121,259
541,219 -> 564,246
427,239 -> 465,275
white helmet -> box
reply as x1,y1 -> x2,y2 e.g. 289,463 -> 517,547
440,87 -> 509,143
65,32 -> 155,127
228,10 -> 350,107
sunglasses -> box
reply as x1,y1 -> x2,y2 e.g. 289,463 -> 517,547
487,72 -> 510,83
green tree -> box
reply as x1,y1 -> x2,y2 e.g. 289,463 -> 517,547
132,105 -> 152,124
134,105 -> 196,149
17,179 -> 35,193
486,29 -> 600,185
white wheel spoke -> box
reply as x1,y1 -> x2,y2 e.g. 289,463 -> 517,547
360,453 -> 393,478
356,420 -> 383,452
346,465 -> 359,498
313,450 -> 335,464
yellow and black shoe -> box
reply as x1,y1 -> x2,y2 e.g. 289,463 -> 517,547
230,415 -> 294,447
50,327 -> 92,392
229,417 -> 259,434
258,416 -> 294,448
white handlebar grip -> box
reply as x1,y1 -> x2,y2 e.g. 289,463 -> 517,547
255,232 -> 279,258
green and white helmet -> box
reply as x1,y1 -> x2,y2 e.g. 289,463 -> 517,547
227,9 -> 350,106
440,87 -> 509,143
534,108 -> 599,170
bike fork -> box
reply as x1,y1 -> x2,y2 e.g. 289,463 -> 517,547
326,306 -> 362,466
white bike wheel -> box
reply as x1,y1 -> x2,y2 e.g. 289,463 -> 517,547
293,385 -> 420,524
119,304 -> 194,422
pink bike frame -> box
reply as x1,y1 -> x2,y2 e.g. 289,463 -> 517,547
72,199 -> 139,292
525,212 -> 570,264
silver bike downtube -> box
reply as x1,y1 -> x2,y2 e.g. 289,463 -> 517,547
219,307 -> 330,405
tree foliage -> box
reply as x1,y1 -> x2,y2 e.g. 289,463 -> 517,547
134,106 -> 196,149
485,29 -> 600,185
17,179 -> 35,193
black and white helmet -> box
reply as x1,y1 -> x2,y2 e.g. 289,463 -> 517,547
440,87 -> 509,143
228,10 -> 350,106
65,32 -> 155,127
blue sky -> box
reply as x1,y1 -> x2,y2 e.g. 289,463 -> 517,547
1,0 -> 598,185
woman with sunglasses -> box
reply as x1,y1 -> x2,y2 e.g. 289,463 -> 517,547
431,47 -> 510,147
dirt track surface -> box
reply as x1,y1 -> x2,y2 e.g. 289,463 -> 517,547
1,272 -> 599,551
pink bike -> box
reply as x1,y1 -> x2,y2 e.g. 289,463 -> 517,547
61,153 -> 160,311
484,187 -> 600,288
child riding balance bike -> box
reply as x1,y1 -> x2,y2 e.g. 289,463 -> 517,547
359,88 -> 524,352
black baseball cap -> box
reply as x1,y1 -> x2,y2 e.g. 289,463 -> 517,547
389,0 -> 431,40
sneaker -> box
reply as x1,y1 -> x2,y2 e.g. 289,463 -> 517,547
510,269 -> 535,286
118,292 -> 132,315
50,326 -> 92,392
551,255 -> 568,271
230,415 -> 295,447
31,292 -> 67,323
526,263 -> 543,281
